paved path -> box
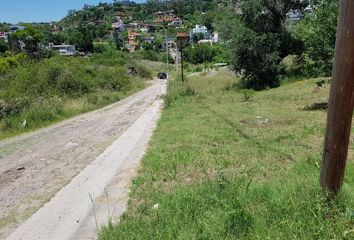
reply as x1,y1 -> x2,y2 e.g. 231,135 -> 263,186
0,79 -> 166,239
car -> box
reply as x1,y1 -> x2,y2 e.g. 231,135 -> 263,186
157,72 -> 168,79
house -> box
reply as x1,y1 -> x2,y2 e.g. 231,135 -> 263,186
0,32 -> 8,42
197,32 -> 219,45
128,30 -> 140,53
140,25 -> 149,32
303,6 -> 315,15
153,10 -> 182,27
9,25 -> 25,33
176,32 -> 189,44
128,30 -> 140,42
112,19 -> 125,32
287,9 -> 303,21
143,37 -> 155,44
168,18 -> 183,27
163,39 -> 176,49
198,39 -> 213,45
213,32 -> 219,43
51,44 -> 76,56
190,25 -> 211,41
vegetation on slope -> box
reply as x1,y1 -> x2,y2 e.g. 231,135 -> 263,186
99,70 -> 354,239
0,51 -> 156,139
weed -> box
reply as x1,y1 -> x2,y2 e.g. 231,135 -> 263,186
135,63 -> 153,79
0,52 -> 150,139
99,72 -> 354,240
240,89 -> 255,102
181,85 -> 196,97
161,94 -> 173,108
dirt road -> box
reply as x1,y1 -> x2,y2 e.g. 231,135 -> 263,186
0,79 -> 165,239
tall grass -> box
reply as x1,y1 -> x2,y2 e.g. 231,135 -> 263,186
0,51 -> 152,139
99,70 -> 354,239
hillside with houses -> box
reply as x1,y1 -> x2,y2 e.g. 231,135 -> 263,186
2,0 -> 351,239
0,0 -> 319,66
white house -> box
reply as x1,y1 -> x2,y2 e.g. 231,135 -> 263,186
51,44 -> 76,56
197,32 -> 219,45
213,32 -> 219,43
190,25 -> 211,41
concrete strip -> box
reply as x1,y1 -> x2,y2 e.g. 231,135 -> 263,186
6,81 -> 166,240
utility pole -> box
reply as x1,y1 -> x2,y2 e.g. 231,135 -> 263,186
320,0 -> 354,195
176,32 -> 189,83
164,28 -> 169,75
180,43 -> 184,82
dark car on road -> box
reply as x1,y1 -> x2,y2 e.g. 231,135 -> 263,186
157,72 -> 167,79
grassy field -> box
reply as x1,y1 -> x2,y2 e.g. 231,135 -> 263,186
99,69 -> 354,239
0,52 -> 164,140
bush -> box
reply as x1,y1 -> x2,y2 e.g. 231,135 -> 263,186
90,51 -> 128,66
175,73 -> 188,82
57,71 -> 93,96
181,85 -> 196,96
133,50 -> 175,64
93,42 -> 117,53
221,0 -> 303,90
161,94 -> 173,108
292,0 -> 339,77
184,44 -> 226,64
135,64 -> 153,79
0,53 -> 29,73
99,67 -> 131,91
240,89 -> 255,102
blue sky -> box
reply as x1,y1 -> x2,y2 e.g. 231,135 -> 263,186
0,0 -> 145,24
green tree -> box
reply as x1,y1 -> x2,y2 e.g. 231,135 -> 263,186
12,25 -> 44,56
220,0 -> 305,90
293,0 -> 339,76
0,39 -> 9,53
184,44 -> 225,64
66,25 -> 94,52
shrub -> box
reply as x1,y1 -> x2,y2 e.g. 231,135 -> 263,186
292,0 -> 339,77
90,51 -> 128,66
161,94 -> 173,108
99,67 -> 131,91
135,64 -> 153,79
57,71 -> 92,96
0,53 -> 29,73
93,42 -> 117,53
182,85 -> 196,96
240,89 -> 255,102
222,0 -> 303,90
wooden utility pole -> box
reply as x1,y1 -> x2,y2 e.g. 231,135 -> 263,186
176,32 -> 189,83
180,43 -> 184,82
320,0 -> 354,195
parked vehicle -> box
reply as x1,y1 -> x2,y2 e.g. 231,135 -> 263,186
157,72 -> 168,79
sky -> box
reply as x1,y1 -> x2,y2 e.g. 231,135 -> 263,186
0,0 -> 145,24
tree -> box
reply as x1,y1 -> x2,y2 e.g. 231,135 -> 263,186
220,0 -> 305,90
11,25 -> 44,56
66,25 -> 94,52
184,44 -> 225,64
293,0 -> 339,76
113,31 -> 125,49
0,39 -> 9,53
